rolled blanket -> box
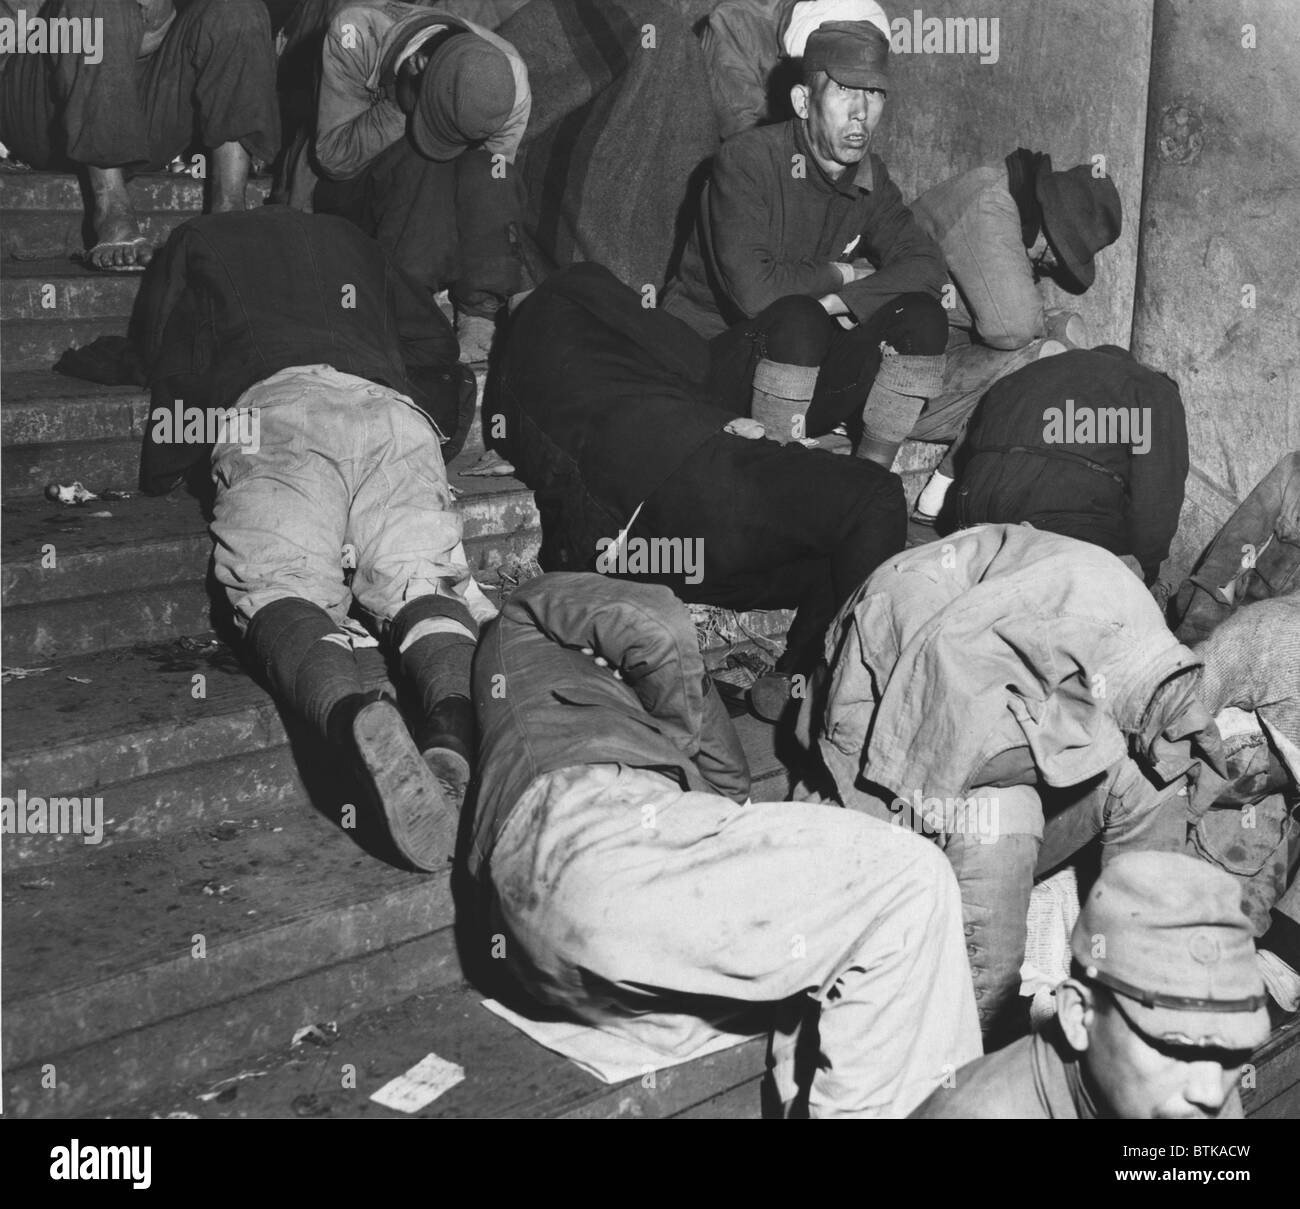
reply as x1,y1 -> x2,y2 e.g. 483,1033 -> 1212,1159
503,0 -> 720,292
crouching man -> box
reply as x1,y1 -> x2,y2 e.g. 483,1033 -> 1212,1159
138,206 -> 493,871
913,852 -> 1271,1119
469,572 -> 981,1117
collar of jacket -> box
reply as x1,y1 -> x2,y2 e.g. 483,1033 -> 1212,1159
792,119 -> 875,195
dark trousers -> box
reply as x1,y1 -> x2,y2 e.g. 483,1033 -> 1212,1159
708,292 -> 949,439
0,0 -> 279,170
314,138 -> 522,318
625,431 -> 906,672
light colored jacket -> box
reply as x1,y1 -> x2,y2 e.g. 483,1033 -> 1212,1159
807,524 -> 1205,813
317,1 -> 530,180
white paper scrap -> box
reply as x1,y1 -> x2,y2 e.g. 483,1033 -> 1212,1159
370,1053 -> 466,1113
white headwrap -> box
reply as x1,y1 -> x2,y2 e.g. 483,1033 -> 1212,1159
782,0 -> 892,57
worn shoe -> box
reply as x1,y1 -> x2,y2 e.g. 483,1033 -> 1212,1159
415,695 -> 475,814
351,696 -> 457,872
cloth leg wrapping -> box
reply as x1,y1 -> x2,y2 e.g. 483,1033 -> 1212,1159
244,596 -> 364,740
750,358 -> 819,444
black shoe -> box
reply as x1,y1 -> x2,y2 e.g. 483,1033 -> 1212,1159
415,695 -> 475,813
347,694 -> 457,873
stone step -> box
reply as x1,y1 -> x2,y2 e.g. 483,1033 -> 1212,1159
1,370 -> 488,494
0,499 -> 540,664
0,168 -> 266,213
1,375 -> 149,446
1,708 -> 790,1117
2,315 -> 130,374
1,257 -> 140,321
1,209 -> 195,265
1,635 -> 793,868
119,978 -> 768,1119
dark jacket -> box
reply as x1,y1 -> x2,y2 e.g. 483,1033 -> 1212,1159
487,262 -> 733,570
469,572 -> 751,879
956,347 -> 1189,583
663,119 -> 947,337
135,207 -> 465,493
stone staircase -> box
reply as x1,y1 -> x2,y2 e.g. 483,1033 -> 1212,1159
3,168 -> 1296,1121
0,168 -> 799,1119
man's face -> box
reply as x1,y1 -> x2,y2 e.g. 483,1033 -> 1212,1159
394,50 -> 430,115
1083,991 -> 1251,1120
793,74 -> 886,173
1028,230 -> 1060,279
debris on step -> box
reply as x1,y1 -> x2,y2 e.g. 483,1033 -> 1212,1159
291,1023 -> 338,1048
370,1052 -> 466,1113
44,481 -> 98,505
1,665 -> 53,684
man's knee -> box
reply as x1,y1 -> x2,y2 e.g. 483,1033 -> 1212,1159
881,292 -> 950,355
757,295 -> 834,366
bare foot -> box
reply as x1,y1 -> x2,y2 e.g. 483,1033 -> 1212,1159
86,166 -> 152,270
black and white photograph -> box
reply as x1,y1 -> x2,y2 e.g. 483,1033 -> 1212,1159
0,0 -> 1296,1160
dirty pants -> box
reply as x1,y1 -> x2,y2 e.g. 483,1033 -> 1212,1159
0,0 -> 279,171
210,364 -> 484,633
488,762 -> 981,1118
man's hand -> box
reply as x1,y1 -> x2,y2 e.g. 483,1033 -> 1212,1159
723,417 -> 766,439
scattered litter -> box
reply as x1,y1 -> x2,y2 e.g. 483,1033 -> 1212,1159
87,510 -> 114,518
18,876 -> 54,890
291,1022 -> 338,1048
100,489 -> 133,501
209,821 -> 239,841
1,665 -> 52,683
66,675 -> 92,684
271,827 -> 283,833
162,1111 -> 200,1120
196,1069 -> 267,1102
200,881 -> 232,897
45,481 -> 98,505
178,636 -> 221,653
369,1052 -> 465,1113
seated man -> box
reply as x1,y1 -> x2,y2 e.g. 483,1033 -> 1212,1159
308,1 -> 530,360
950,346 -> 1189,586
700,0 -> 890,140
912,852 -> 1272,1119
489,261 -> 905,721
909,152 -> 1122,520
137,206 -> 493,871
0,0 -> 279,270
471,572 -> 981,1118
801,524 -> 1227,1039
664,19 -> 949,469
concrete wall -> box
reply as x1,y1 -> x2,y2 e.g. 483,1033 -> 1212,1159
875,0 -> 1153,347
1131,0 -> 1300,582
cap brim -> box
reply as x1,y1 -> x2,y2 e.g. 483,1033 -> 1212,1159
824,66 -> 890,90
1126,998 -> 1272,1052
